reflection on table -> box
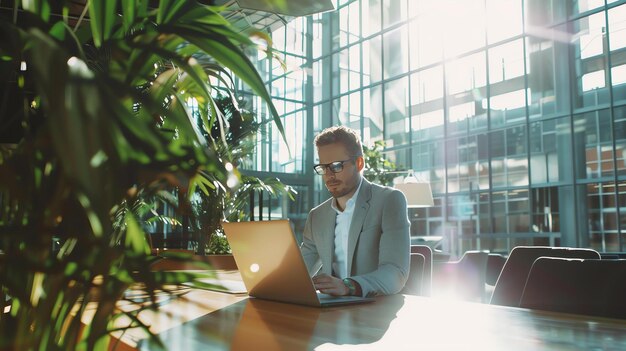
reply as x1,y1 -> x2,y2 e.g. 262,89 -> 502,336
127,283 -> 626,350
142,294 -> 404,350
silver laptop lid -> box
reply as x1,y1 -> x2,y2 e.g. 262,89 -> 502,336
222,220 -> 322,306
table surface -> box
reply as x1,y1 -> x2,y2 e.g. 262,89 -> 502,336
115,270 -> 626,351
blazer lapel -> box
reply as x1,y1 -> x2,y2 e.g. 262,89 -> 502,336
346,179 -> 371,275
319,200 -> 337,275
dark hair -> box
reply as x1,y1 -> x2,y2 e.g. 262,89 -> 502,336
314,126 -> 363,157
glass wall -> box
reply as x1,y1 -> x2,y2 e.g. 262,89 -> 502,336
233,17 -> 313,233
241,0 -> 626,256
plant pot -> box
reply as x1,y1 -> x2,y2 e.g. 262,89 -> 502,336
150,253 -> 237,271
205,254 -> 238,270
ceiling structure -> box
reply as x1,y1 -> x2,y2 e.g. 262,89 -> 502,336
234,0 -> 334,17
0,0 -> 335,76
216,0 -> 334,34
0,1 -> 334,34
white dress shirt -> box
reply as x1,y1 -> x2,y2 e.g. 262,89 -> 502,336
331,178 -> 363,279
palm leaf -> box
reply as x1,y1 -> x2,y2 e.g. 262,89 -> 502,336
160,23 -> 289,154
21,0 -> 51,23
1,1 -> 292,350
88,0 -> 119,47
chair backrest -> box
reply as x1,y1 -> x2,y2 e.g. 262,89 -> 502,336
402,253 -> 426,296
601,252 -> 626,259
432,250 -> 488,302
520,257 -> 626,319
410,245 -> 433,296
485,253 -> 507,286
490,246 -> 601,307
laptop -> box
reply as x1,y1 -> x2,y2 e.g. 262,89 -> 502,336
222,220 -> 374,307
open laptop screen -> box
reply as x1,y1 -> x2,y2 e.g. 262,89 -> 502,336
222,220 -> 373,307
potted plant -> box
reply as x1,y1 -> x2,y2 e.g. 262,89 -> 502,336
187,93 -> 296,268
363,140 -> 397,186
0,1 -> 287,350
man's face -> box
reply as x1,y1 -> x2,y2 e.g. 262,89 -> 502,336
316,142 -> 362,200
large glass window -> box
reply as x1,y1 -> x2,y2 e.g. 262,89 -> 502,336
615,106 -> 626,177
274,110 -> 306,173
492,190 -> 530,235
285,17 -> 306,54
364,86 -> 384,142
338,0 -> 360,48
338,44 -> 361,94
442,0 -> 486,59
489,127 -> 529,189
529,117 -> 573,184
412,140 -> 446,194
410,65 -> 443,103
526,29 -> 570,118
587,182 -> 621,252
362,36 -> 382,84
382,0 -> 407,29
531,187 -> 560,235
312,59 -> 324,103
574,109 -> 615,180
488,40 -> 527,127
609,4 -> 626,104
408,12 -> 443,69
382,27 -> 408,79
570,0 -> 605,17
410,66 -> 444,143
446,52 -> 488,135
251,0 -> 626,254
312,13 -> 324,59
524,0 -> 568,27
572,12 -> 610,109
363,0 -> 381,37
446,135 -> 488,193
488,40 -> 526,84
486,0 -> 523,44
384,77 -> 409,146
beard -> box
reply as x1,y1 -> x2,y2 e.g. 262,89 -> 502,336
326,179 -> 356,199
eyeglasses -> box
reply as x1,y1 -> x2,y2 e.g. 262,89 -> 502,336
313,158 -> 355,175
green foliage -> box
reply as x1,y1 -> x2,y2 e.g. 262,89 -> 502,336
207,231 -> 231,255
0,1 -> 285,350
188,94 -> 296,254
363,140 -> 397,186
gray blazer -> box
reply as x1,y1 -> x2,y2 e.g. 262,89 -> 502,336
301,178 -> 410,297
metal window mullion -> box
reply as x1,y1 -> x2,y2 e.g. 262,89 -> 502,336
521,0 -> 534,234
484,2 -> 496,239
603,0 -> 623,250
305,14 -> 316,216
566,12 -> 581,247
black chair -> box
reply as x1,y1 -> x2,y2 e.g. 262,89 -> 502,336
402,253 -> 426,296
601,254 -> 620,259
410,245 -> 433,296
520,257 -> 626,319
432,250 -> 488,302
601,252 -> 626,259
484,253 -> 507,302
490,246 -> 601,307
485,253 -> 507,286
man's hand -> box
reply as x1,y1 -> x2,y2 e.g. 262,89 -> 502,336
312,273 -> 349,296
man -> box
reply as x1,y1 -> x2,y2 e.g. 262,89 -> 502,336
301,126 -> 410,297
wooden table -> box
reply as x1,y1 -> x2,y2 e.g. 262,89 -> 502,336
116,271 -> 626,350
